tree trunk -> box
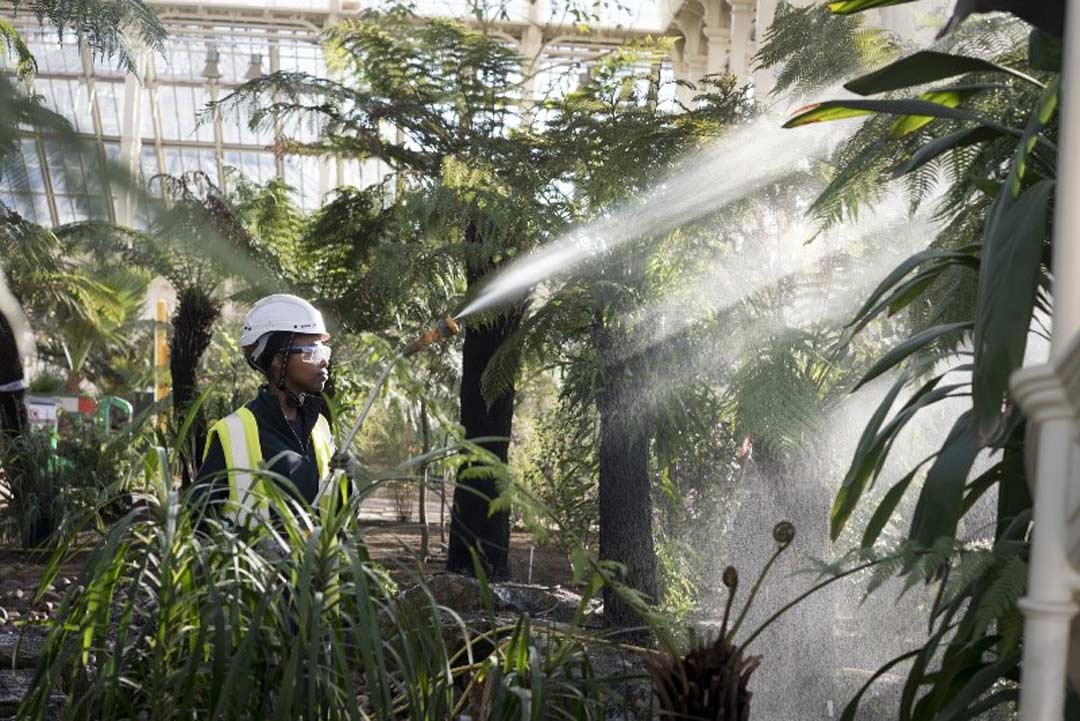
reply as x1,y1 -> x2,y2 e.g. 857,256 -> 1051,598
0,310 -> 28,439
446,309 -> 519,579
170,287 -> 220,489
418,397 -> 430,563
596,323 -> 657,627
446,222 -> 521,580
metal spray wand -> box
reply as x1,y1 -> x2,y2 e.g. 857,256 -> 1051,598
316,314 -> 462,504
336,314 -> 462,456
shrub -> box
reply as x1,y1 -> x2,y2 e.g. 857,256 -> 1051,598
19,444 -> 637,721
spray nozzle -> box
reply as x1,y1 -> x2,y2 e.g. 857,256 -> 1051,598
402,314 -> 462,358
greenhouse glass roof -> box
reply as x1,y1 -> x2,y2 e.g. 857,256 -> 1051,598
0,0 -> 670,227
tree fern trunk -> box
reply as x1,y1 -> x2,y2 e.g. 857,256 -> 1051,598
446,309 -> 519,579
596,321 -> 657,627
446,222 -> 520,580
170,287 -> 220,489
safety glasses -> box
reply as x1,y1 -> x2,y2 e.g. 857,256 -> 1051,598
288,343 -> 331,365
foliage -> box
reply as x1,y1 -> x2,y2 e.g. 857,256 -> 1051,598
514,399 -> 598,548
754,1 -> 901,99
147,171 -> 264,296
0,214 -> 152,393
780,3 -> 1057,718
7,0 -> 165,73
0,430 -> 66,546
18,418 -> 644,721
0,418 -> 142,547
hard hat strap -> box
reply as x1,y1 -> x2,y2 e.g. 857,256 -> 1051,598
276,332 -> 310,408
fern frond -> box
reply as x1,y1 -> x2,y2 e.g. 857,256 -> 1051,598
972,555 -> 1026,639
936,549 -> 996,611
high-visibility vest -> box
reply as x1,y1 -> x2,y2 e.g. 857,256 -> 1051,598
204,407 -> 342,524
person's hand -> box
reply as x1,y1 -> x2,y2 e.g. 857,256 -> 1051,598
329,450 -> 360,479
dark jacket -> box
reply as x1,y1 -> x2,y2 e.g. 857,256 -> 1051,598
195,386 -> 328,508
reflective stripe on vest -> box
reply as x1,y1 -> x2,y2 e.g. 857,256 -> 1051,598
310,415 -> 347,515
206,408 -> 340,521
205,407 -> 265,524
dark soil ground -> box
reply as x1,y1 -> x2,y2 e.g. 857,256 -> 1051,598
0,522 -> 574,626
362,522 -> 574,586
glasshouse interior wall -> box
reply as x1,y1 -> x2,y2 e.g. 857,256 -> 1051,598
0,0 -> 813,229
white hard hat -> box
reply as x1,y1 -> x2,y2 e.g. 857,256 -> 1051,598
240,294 -> 329,347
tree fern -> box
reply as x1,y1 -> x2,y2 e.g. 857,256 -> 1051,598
13,0 -> 166,73
754,2 -> 900,99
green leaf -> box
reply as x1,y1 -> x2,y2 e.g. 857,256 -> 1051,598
854,321 -> 971,391
784,97 -> 996,130
1029,29 -> 1063,72
1010,77 -> 1059,197
972,177 -> 1003,199
890,88 -> 991,138
848,246 -> 979,335
0,20 -> 37,80
861,456 -> 932,547
885,270 -> 942,316
972,556 -> 1027,638
928,634 -> 1003,711
908,410 -> 981,548
972,179 -> 1054,440
949,690 -> 1020,721
834,369 -> 969,541
960,461 -> 1003,516
832,371 -> 910,540
845,50 -> 1042,96
935,653 -> 1021,721
827,0 -> 918,14
839,648 -> 923,721
892,127 -> 1004,177
995,434 -> 1032,541
899,599 -> 966,719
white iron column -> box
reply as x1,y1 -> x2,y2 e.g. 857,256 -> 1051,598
269,35 -> 285,182
520,0 -> 547,121
727,0 -> 755,83
319,0 -> 340,202
80,39 -> 117,223
1012,368 -> 1080,721
672,8 -> 706,108
116,42 -> 148,226
1052,5 -> 1080,351
1015,2 -> 1080,719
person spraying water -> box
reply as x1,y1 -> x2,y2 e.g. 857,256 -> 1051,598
194,294 -> 344,523
195,295 -> 463,525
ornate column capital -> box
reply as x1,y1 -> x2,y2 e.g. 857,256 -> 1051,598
702,25 -> 730,42
1012,364 -> 1075,426
1013,332 -> 1080,436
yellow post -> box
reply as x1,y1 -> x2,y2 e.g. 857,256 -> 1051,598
154,299 -> 170,405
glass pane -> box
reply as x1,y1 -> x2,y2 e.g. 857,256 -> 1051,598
159,85 -> 181,139
95,81 -> 123,137
283,154 -> 321,210
141,87 -> 156,139
6,191 -> 38,223
191,86 -> 214,143
55,194 -> 77,224
141,145 -> 161,184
